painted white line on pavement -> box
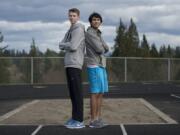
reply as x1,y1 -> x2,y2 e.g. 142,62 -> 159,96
171,94 -> 180,99
31,125 -> 43,135
0,100 -> 39,122
140,98 -> 177,124
124,123 -> 174,125
120,124 -> 128,135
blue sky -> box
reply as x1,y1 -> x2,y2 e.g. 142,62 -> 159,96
0,0 -> 180,52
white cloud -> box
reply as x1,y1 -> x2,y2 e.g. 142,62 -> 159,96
0,20 -> 70,52
155,15 -> 180,30
0,20 -> 115,52
0,0 -> 180,52
0,21 -> 69,31
141,32 -> 180,48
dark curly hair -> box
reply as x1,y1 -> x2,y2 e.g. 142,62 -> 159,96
88,12 -> 103,23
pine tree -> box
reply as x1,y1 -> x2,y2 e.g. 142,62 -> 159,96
112,19 -> 126,56
44,49 -> 54,73
159,45 -> 167,57
167,45 -> 174,58
0,32 -> 10,83
22,49 -> 28,57
126,18 -> 140,56
110,19 -> 126,80
0,32 -> 8,56
150,43 -> 159,57
0,32 -> 4,55
29,38 -> 40,57
140,34 -> 150,57
175,46 -> 180,58
112,18 -> 140,57
0,32 -> 3,43
58,51 -> 65,57
29,38 -> 42,83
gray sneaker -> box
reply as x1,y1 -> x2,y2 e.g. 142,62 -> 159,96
89,119 -> 108,128
98,118 -> 108,127
89,120 -> 100,128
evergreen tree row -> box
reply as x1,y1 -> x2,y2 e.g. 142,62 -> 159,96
112,19 -> 180,58
1,19 -> 180,58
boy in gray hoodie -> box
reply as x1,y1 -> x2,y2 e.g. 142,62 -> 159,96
59,8 -> 85,129
85,12 -> 109,128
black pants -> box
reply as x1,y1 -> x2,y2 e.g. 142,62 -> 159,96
66,67 -> 83,122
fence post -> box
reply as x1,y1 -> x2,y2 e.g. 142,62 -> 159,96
125,57 -> 127,82
168,58 -> 171,81
31,57 -> 34,85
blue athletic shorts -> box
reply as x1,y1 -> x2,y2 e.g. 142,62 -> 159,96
87,66 -> 108,94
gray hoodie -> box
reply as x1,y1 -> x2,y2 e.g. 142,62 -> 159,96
59,23 -> 85,69
85,26 -> 109,67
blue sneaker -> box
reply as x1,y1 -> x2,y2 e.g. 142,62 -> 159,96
64,118 -> 75,127
66,120 -> 85,129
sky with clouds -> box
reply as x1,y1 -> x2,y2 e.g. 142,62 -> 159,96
0,0 -> 180,52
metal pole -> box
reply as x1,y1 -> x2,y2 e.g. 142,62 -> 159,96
168,58 -> 171,81
31,57 -> 34,85
125,57 -> 127,82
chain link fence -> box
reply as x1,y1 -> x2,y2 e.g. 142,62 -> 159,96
0,57 -> 180,85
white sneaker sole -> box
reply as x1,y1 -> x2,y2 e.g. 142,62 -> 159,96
89,125 -> 108,128
66,125 -> 85,129
89,125 -> 96,128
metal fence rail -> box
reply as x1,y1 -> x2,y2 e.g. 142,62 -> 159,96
0,57 -> 180,85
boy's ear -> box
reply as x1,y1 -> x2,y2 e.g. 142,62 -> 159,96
77,16 -> 80,20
